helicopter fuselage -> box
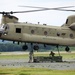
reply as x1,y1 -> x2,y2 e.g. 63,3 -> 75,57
0,22 -> 75,46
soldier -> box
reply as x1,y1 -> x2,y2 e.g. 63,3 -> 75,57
50,51 -> 55,57
29,50 -> 34,63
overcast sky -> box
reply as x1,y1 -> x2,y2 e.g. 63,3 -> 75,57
0,0 -> 75,26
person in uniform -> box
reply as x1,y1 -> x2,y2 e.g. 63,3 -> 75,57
29,50 -> 34,63
49,51 -> 55,57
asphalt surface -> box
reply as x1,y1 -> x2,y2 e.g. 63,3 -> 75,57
0,59 -> 75,70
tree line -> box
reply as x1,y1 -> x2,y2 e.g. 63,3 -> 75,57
0,42 -> 75,52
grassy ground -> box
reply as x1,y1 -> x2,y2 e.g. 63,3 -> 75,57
0,51 -> 75,59
0,68 -> 75,75
0,54 -> 28,59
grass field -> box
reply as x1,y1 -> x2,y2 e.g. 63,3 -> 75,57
0,68 -> 75,75
0,51 -> 75,59
0,52 -> 75,75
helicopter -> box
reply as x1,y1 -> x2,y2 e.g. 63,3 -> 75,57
0,6 -> 75,62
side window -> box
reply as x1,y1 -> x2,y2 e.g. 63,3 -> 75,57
16,28 -> 21,33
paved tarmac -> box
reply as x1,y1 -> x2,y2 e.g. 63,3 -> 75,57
0,59 -> 75,70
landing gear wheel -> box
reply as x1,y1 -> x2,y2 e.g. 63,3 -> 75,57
33,45 -> 39,51
22,45 -> 28,51
65,46 -> 70,52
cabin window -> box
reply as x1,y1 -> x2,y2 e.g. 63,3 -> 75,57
66,19 -> 68,24
31,30 -> 35,34
57,32 -> 60,36
44,31 -> 47,35
16,28 -> 21,33
70,33 -> 74,39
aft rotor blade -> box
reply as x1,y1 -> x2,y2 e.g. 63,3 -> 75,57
53,9 -> 75,12
13,8 -> 75,14
14,6 -> 75,13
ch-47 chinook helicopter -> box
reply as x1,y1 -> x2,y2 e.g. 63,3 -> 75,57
0,6 -> 75,62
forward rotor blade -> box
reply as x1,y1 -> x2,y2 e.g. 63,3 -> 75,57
19,5 -> 75,9
12,9 -> 51,13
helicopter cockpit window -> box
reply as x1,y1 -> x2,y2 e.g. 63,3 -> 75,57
3,25 -> 9,30
44,31 -> 47,35
16,28 -> 21,33
0,24 -> 9,31
3,25 -> 5,28
0,24 -> 9,35
66,19 -> 68,24
0,24 -> 5,29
